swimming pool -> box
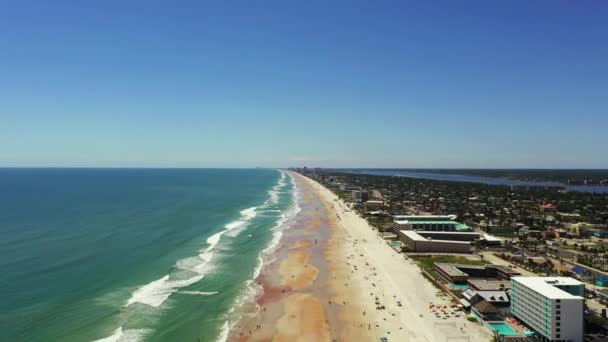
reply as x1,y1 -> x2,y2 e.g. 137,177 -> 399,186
489,322 -> 518,336
450,284 -> 469,290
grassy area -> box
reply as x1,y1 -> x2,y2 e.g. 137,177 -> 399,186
337,193 -> 352,200
490,231 -> 519,238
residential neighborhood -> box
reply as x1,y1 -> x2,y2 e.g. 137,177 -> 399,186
295,168 -> 608,341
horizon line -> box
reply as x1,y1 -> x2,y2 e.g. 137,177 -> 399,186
1,166 -> 608,170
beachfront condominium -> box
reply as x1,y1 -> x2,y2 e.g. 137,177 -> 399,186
510,277 -> 584,342
351,189 -> 369,202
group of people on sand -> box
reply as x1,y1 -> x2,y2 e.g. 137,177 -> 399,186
332,234 -> 410,337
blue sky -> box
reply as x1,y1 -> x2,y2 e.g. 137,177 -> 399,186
1,1 -> 607,168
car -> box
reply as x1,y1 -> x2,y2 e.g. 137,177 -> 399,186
380,337 -> 388,342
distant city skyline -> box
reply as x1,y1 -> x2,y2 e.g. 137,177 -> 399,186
1,1 -> 607,168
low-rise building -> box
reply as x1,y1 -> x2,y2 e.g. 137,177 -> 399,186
467,279 -> 512,291
393,215 -> 471,232
462,289 -> 510,311
564,222 -> 605,236
393,214 -> 457,221
510,277 -> 584,342
397,231 -> 472,253
365,200 -> 384,209
481,233 -> 503,246
435,263 -> 520,284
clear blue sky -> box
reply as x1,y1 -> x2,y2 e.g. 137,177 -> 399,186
1,1 -> 606,168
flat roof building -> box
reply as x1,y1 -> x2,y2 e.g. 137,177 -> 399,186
467,279 -> 512,291
398,231 -> 472,253
394,220 -> 472,232
481,233 -> 504,246
511,277 -> 584,342
393,214 -> 457,221
365,200 -> 384,209
435,263 -> 520,284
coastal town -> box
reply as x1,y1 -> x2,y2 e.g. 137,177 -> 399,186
293,167 -> 608,342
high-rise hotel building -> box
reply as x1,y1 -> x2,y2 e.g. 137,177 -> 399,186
511,277 -> 584,342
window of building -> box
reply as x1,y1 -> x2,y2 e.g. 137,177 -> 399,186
556,299 -> 561,303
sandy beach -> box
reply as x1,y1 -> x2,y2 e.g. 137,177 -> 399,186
229,171 -> 492,341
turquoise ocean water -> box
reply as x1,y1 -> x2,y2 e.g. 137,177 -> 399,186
0,168 -> 295,342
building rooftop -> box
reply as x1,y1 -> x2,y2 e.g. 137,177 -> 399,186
435,263 -> 481,277
400,230 -> 428,242
395,220 -> 460,225
512,277 -> 584,299
482,233 -> 504,242
393,214 -> 457,220
436,263 -> 518,278
476,290 -> 510,303
468,279 -> 511,291
473,301 -> 498,314
456,223 -> 472,231
416,231 -> 480,235
393,219 -> 471,231
400,231 -> 473,244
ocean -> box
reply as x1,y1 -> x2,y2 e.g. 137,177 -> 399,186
0,168 -> 296,342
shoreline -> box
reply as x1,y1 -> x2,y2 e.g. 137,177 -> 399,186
227,171 -> 492,341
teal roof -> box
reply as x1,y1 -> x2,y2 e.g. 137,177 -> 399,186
456,223 -> 472,231
398,220 -> 472,231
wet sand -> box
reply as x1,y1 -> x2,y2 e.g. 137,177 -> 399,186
229,174 -> 336,341
228,171 -> 491,341
279,249 -> 319,290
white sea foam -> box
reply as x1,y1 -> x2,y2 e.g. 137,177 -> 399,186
93,328 -> 123,342
126,205 -> 259,309
224,207 -> 257,237
92,327 -> 149,342
178,290 -> 219,296
216,321 -> 230,342
264,171 -> 287,206
216,171 -> 301,342
126,274 -> 205,308
103,170 -> 292,342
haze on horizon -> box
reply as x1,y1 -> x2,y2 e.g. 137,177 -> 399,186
1,1 -> 607,169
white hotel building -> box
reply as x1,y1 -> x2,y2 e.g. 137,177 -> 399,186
511,277 -> 584,342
